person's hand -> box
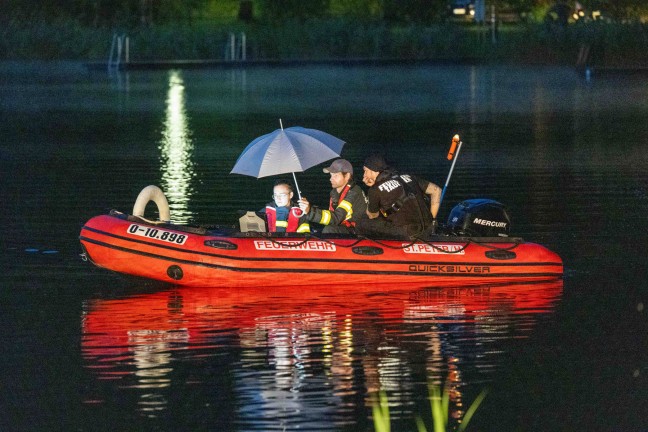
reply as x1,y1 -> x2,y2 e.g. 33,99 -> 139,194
298,197 -> 310,214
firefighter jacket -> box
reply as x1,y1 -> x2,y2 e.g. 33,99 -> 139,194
305,182 -> 367,228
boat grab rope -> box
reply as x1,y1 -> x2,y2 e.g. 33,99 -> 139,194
469,239 -> 522,251
356,236 -> 421,250
413,236 -> 523,253
257,233 -> 364,249
251,231 -> 520,254
256,233 -> 313,248
412,237 -> 469,253
259,232 -> 461,254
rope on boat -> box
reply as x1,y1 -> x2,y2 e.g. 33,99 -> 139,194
356,236 -> 421,250
255,232 -> 365,249
262,232 -> 462,254
257,233 -> 312,248
410,236 -> 470,253
255,230 -> 521,254
470,239 -> 522,251
411,235 -> 522,253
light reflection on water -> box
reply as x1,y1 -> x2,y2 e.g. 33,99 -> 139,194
81,281 -> 562,427
159,70 -> 195,224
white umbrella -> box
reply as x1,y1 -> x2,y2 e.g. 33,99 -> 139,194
230,120 -> 346,199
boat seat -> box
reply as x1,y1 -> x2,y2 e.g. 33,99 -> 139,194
239,211 -> 267,233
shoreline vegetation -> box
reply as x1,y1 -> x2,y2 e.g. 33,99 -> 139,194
1,15 -> 647,69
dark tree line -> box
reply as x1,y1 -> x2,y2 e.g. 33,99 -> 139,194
2,0 -> 646,27
256,0 -> 447,22
1,0 -> 445,25
1,0 -> 204,26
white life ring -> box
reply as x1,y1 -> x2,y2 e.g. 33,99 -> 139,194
132,185 -> 171,223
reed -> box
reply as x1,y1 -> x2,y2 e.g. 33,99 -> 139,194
372,391 -> 391,432
371,384 -> 488,432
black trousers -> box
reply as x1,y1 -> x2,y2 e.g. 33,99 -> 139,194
356,217 -> 423,240
322,224 -> 354,234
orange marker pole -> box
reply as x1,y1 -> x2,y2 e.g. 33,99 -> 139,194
447,134 -> 460,160
440,134 -> 463,205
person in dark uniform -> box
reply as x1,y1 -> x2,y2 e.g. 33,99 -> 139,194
356,154 -> 441,239
298,159 -> 367,234
263,180 -> 310,233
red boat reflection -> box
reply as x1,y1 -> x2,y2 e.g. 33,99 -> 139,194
81,279 -> 562,419
83,280 -> 562,353
82,280 -> 562,367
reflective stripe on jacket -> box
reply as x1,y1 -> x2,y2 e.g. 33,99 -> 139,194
306,182 -> 367,228
329,184 -> 354,227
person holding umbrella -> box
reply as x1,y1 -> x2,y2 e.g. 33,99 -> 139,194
357,154 -> 441,239
263,180 -> 311,234
298,159 -> 367,234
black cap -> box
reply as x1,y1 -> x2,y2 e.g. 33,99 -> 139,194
363,154 -> 388,172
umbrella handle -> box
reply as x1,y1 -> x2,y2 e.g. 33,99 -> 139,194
292,172 -> 302,201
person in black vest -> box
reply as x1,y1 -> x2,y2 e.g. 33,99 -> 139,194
298,159 -> 367,234
262,180 -> 310,233
356,154 -> 441,239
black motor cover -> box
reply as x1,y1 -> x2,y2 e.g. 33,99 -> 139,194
446,198 -> 511,237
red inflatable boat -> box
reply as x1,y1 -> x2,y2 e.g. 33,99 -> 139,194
79,210 -> 563,288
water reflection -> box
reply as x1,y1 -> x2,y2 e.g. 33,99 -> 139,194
109,69 -> 130,94
228,69 -> 247,93
159,70 -> 196,224
404,283 -> 564,421
81,280 -> 561,427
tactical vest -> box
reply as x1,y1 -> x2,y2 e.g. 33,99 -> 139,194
375,172 -> 432,228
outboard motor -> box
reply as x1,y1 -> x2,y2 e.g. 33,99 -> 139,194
446,198 -> 511,237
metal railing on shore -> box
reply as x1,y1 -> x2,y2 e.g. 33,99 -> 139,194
108,33 -> 129,71
224,32 -> 247,61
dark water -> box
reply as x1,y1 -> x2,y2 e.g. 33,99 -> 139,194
1,62 -> 647,431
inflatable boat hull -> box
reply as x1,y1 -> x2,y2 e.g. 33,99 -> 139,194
79,213 -> 563,288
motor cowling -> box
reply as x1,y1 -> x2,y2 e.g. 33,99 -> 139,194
446,198 -> 511,237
